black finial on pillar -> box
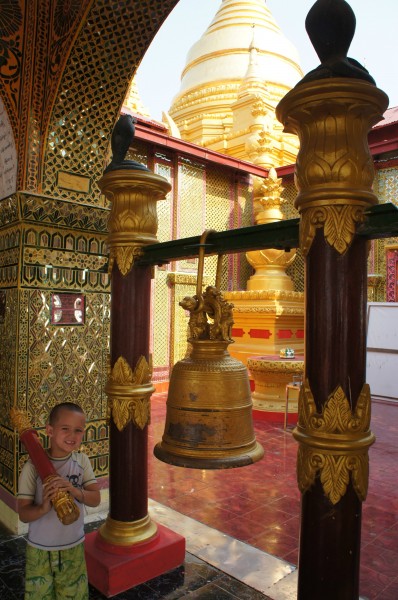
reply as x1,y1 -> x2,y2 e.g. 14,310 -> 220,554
299,0 -> 375,85
104,114 -> 149,173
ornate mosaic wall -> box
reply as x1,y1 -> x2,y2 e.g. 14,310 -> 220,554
0,193 -> 110,498
0,0 -> 178,194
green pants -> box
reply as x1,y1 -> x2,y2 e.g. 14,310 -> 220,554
24,543 -> 88,600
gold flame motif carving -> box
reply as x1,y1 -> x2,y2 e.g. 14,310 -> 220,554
293,380 -> 375,504
108,246 -> 144,276
106,355 -> 154,431
300,203 -> 367,256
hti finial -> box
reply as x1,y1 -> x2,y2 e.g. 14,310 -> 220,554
300,0 -> 375,85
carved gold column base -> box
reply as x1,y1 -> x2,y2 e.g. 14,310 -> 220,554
293,380 -> 375,505
98,514 -> 158,547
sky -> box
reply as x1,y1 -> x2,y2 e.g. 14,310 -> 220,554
135,0 -> 398,121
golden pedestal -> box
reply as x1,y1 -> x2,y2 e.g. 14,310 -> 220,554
247,355 -> 304,419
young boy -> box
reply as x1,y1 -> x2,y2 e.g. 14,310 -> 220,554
18,402 -> 101,600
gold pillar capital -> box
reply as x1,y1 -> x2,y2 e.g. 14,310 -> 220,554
99,168 -> 171,275
276,78 -> 389,255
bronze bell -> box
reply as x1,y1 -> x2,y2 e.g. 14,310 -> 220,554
154,230 -> 264,469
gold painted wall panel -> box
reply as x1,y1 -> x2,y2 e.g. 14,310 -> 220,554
152,157 -> 173,379
205,166 -> 234,287
154,160 -> 173,243
177,160 -> 205,274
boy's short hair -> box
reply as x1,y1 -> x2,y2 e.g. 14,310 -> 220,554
48,402 -> 85,425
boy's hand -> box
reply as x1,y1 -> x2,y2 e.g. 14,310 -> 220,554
44,475 -> 76,500
38,481 -> 54,515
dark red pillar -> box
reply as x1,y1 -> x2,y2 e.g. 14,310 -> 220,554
85,164 -> 185,596
276,2 -> 388,597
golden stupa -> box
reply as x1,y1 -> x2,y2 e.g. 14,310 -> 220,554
167,0 -> 303,167
127,0 -> 306,417
165,0 -> 305,418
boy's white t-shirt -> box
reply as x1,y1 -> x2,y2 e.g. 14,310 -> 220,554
18,451 -> 96,551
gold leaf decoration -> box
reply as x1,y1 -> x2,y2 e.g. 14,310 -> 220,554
134,355 -> 152,384
134,397 -> 150,430
106,355 -> 153,431
350,453 -> 369,502
294,380 -> 374,505
110,246 -> 143,276
300,204 -> 366,256
320,455 -> 350,506
110,356 -> 134,384
297,446 -> 317,491
110,398 -> 133,432
10,408 -> 32,434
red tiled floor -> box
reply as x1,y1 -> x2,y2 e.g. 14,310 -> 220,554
149,394 -> 398,600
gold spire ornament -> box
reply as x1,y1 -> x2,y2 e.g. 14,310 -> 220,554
154,230 -> 264,469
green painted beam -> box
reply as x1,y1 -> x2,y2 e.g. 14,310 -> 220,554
138,202 -> 398,265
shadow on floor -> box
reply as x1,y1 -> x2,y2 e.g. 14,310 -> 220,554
0,520 -> 271,600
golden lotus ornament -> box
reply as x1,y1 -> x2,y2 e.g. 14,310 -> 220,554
154,231 -> 264,469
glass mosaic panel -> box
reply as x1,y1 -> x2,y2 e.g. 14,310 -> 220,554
0,224 -> 20,288
152,270 -> 171,381
42,0 -> 178,204
0,288 -> 17,493
176,159 -> 205,280
377,168 -> 398,206
0,195 -> 18,228
280,180 -> 303,292
14,289 -> 110,480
